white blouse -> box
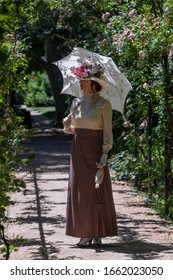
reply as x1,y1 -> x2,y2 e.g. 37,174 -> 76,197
63,95 -> 113,154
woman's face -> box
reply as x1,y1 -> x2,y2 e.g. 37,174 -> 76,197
80,80 -> 92,93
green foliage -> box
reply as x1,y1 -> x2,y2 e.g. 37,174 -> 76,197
0,104 -> 33,220
22,72 -> 54,107
97,0 -> 173,216
0,1 -> 34,223
55,0 -> 109,52
110,151 -> 144,181
145,191 -> 173,220
0,1 -> 31,91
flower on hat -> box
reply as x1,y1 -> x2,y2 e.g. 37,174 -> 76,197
72,61 -> 104,79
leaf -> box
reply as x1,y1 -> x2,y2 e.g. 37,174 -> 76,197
21,159 -> 30,166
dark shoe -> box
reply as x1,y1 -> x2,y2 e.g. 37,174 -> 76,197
76,238 -> 93,248
92,238 -> 102,247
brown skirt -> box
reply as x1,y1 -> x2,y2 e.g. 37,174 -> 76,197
66,128 -> 118,238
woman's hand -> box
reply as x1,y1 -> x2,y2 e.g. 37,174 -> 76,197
62,116 -> 71,128
69,125 -> 74,134
64,125 -> 74,134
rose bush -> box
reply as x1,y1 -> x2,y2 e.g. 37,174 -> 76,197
99,0 -> 173,217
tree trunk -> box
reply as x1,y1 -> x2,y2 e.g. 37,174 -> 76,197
46,63 -> 65,120
28,37 -> 67,122
45,37 -> 66,121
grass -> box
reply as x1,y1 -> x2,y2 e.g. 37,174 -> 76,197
32,106 -> 56,121
32,106 -> 63,127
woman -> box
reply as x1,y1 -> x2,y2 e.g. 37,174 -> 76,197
63,62 -> 118,247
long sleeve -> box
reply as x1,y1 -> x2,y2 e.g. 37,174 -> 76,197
102,100 -> 113,153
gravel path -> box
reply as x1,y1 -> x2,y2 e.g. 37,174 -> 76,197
6,109 -> 173,260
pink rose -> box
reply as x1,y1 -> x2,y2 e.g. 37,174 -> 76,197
107,22 -> 113,29
101,12 -> 110,22
129,9 -> 137,17
140,119 -> 148,129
